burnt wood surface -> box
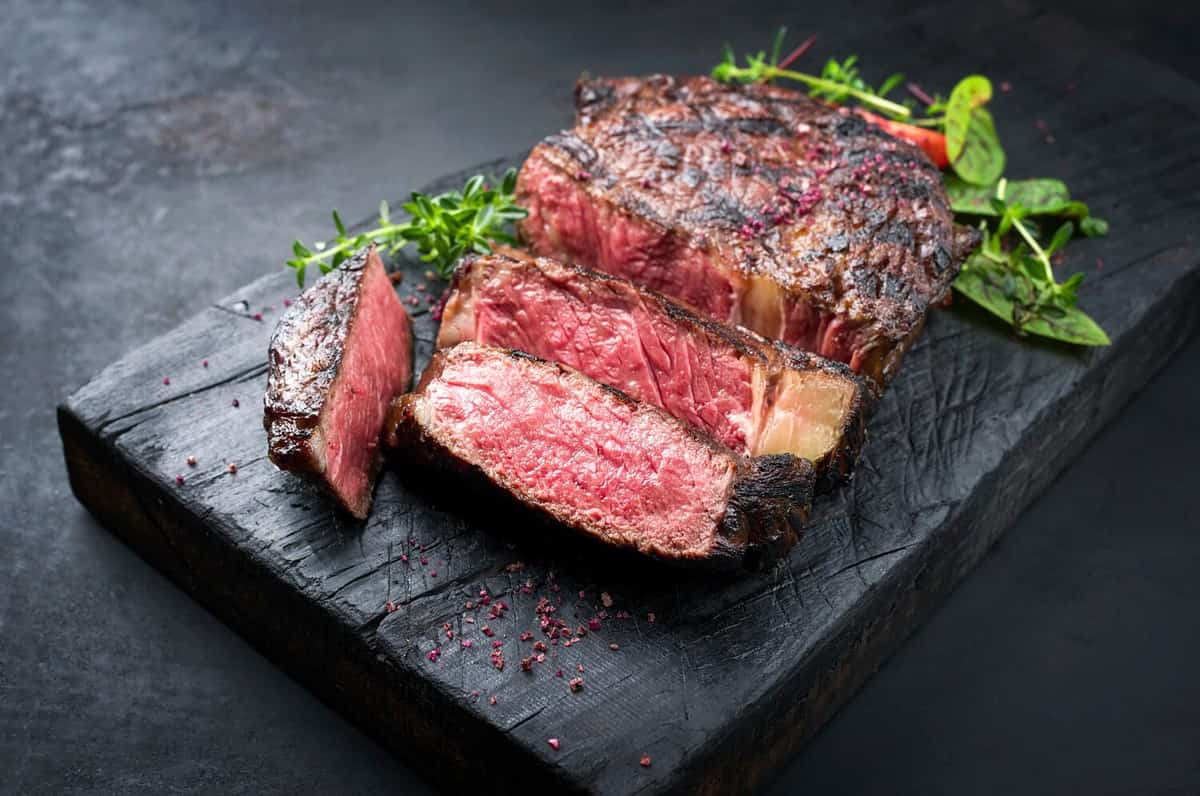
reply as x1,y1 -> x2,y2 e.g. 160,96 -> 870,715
50,7 -> 1200,796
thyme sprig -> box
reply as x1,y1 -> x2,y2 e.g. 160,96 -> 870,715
286,169 -> 527,287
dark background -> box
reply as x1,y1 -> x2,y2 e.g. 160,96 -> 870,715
2,1 -> 1197,793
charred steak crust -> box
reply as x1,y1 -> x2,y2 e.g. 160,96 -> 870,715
444,251 -> 869,487
716,453 -> 813,569
384,345 -> 814,569
264,246 -> 414,517
265,251 -> 373,472
517,74 -> 979,386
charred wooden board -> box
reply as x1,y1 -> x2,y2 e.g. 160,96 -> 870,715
57,14 -> 1200,796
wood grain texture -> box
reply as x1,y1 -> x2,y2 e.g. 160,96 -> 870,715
57,12 -> 1200,795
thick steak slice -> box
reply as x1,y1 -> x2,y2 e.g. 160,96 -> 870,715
516,75 -> 979,387
438,251 -> 867,487
264,246 -> 413,518
385,343 -> 814,567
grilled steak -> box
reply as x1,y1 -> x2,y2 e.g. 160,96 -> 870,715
438,251 -> 867,487
385,343 -> 814,567
516,75 -> 979,387
264,246 -> 413,518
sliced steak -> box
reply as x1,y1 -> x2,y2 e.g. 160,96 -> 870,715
385,343 -> 814,567
516,75 -> 979,387
438,251 -> 867,487
264,246 -> 413,518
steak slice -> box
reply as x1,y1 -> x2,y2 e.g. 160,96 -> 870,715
516,75 -> 979,387
385,343 -> 814,567
438,251 -> 867,487
264,246 -> 413,518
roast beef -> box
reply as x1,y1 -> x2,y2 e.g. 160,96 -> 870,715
438,251 -> 867,487
264,245 -> 413,518
385,343 -> 814,567
516,75 -> 979,387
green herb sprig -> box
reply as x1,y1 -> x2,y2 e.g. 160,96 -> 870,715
712,31 -> 912,120
286,169 -> 527,288
954,179 -> 1109,345
713,30 -> 1110,347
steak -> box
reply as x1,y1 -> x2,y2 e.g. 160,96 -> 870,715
516,75 -> 979,387
438,251 -> 867,487
264,245 -> 413,518
385,343 -> 814,567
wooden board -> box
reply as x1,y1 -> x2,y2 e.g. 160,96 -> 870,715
58,13 -> 1200,795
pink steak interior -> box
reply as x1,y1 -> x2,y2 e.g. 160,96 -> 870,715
321,258 -> 412,515
414,345 -> 736,557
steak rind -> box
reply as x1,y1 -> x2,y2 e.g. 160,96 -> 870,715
264,246 -> 413,518
516,75 -> 979,387
438,251 -> 867,487
385,343 -> 814,568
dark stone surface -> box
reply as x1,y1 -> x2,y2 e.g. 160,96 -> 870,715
4,1 -> 1199,794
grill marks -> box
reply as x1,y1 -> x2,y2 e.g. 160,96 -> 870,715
518,74 -> 977,387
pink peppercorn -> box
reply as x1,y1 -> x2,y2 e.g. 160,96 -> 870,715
174,475 -> 185,486
231,399 -> 240,408
186,456 -> 197,467
640,755 -> 652,767
162,377 -> 170,385
547,738 -> 560,751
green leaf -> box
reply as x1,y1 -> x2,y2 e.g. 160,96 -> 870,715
1060,271 -> 1085,296
332,210 -> 346,237
946,176 -> 1071,216
1045,221 -> 1074,255
953,252 -> 1032,328
1079,215 -> 1109,237
944,75 -> 993,162
379,200 -> 390,225
501,168 -> 518,195
877,72 -> 904,98
954,253 -> 1110,346
951,107 -> 1005,185
292,240 -> 311,258
286,258 -> 307,288
462,175 -> 484,198
1019,304 -> 1110,345
769,26 -> 787,66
